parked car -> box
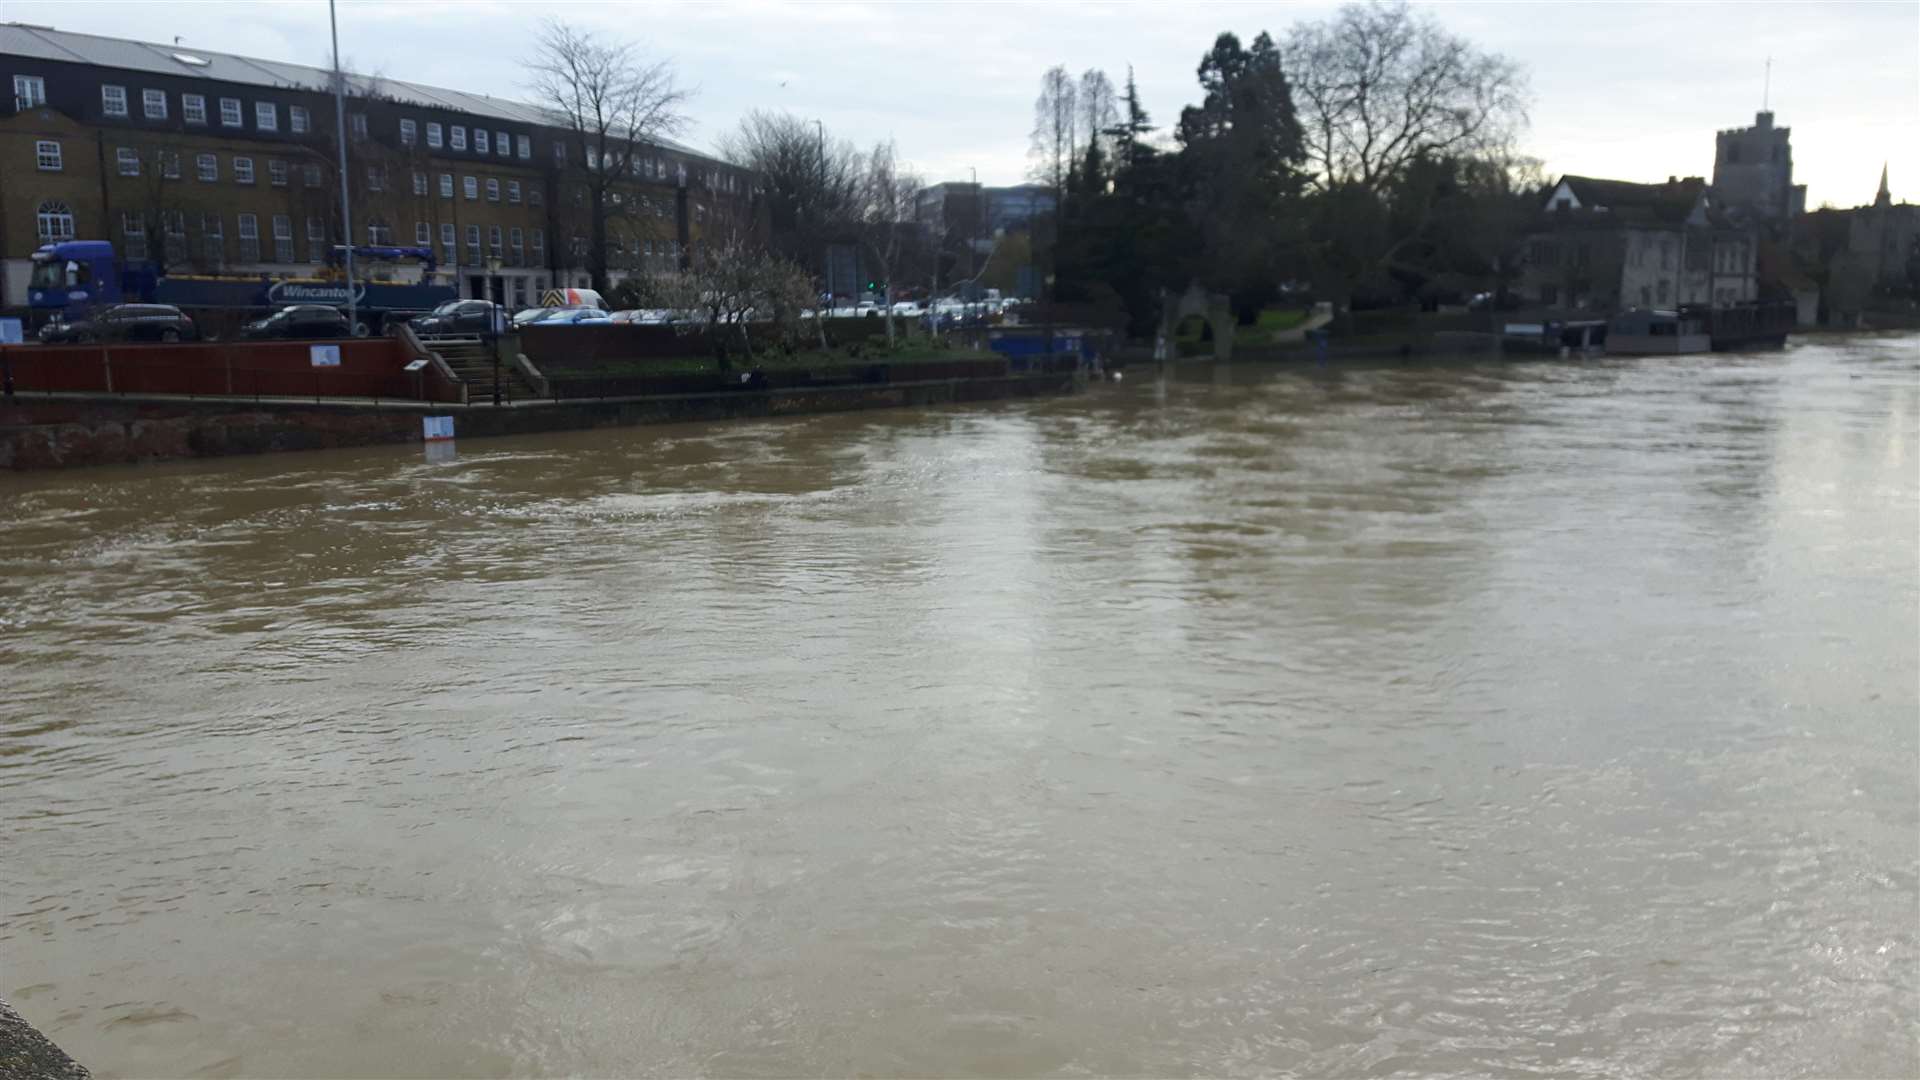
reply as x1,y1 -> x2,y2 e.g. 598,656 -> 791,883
239,305 -> 351,340
37,303 -> 197,344
409,299 -> 504,336
512,305 -> 603,327
542,308 -> 612,325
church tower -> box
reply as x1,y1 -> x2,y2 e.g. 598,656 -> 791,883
1712,111 -> 1807,226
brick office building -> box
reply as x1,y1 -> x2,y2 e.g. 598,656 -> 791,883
1,22 -> 755,311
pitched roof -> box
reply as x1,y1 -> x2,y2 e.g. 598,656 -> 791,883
1546,174 -> 1729,228
0,21 -> 711,159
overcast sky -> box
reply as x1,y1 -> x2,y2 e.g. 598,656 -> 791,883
32,0 -> 1920,208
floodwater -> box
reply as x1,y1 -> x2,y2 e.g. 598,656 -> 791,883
2,335 -> 1916,1078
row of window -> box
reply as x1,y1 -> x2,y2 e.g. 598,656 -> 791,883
415,171 -> 542,207
17,74 -> 538,165
38,199 -> 585,278
93,144 -> 312,186
115,208 -> 552,267
86,79 -> 315,133
118,209 -> 281,263
43,201 -> 663,273
16,74 -> 746,193
400,118 -> 532,161
413,222 -> 548,266
39,141 -> 550,213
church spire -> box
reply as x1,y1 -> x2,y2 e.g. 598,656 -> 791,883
1876,163 -> 1891,207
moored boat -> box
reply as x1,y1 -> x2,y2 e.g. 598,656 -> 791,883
1606,308 -> 1711,355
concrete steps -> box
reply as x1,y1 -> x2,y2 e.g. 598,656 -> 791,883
418,335 -> 531,403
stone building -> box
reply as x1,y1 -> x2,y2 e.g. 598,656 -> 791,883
1712,110 -> 1807,228
1518,175 -> 1759,312
1,22 -> 755,309
1849,166 -> 1920,287
1795,166 -> 1920,324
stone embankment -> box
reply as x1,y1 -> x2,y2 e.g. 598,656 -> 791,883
0,999 -> 88,1080
0,371 -> 1081,471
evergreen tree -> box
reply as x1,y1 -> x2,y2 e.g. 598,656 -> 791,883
1108,67 -> 1155,181
1175,31 -> 1309,320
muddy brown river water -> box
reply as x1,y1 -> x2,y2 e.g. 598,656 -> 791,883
3,335 -> 1916,1077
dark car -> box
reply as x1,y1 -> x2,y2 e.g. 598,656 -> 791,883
239,305 -> 351,340
38,303 -> 197,344
409,300 -> 504,337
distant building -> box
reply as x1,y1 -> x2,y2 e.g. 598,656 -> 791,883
914,181 -> 1051,299
916,182 -> 1054,239
1518,175 -> 1759,311
1794,165 -> 1920,324
916,181 -> 985,251
1850,166 -> 1919,286
1712,111 -> 1807,228
984,185 -> 1054,231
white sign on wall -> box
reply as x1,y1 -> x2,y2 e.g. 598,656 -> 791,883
309,344 -> 342,367
422,416 -> 455,442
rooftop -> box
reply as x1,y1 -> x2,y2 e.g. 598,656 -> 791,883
1547,174 -> 1727,228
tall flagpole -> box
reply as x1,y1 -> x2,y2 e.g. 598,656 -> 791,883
330,0 -> 357,334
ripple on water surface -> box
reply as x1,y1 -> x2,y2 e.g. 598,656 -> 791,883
1,336 -> 1916,1077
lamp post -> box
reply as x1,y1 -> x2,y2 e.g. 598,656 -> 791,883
969,165 -> 979,334
815,119 -> 828,300
486,254 -> 503,405
328,0 -> 356,335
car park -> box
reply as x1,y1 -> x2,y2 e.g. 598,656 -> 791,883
37,303 -> 197,343
238,305 -> 351,340
409,299 -> 505,337
510,303 -> 606,322
511,306 -> 562,328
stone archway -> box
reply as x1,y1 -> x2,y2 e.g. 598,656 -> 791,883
1161,282 -> 1236,362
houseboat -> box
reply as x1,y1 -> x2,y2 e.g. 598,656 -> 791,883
1501,319 -> 1609,356
1606,308 -> 1712,355
1702,300 -> 1795,350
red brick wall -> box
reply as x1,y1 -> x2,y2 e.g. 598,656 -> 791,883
0,339 -> 461,402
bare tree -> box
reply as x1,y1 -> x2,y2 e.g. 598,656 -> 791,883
115,143 -> 204,272
1284,0 -> 1527,195
1078,69 -> 1118,166
652,241 -> 816,368
718,110 -> 864,284
525,18 -> 689,294
1028,65 -> 1079,196
858,139 -> 922,347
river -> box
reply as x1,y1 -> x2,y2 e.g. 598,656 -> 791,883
3,335 -> 1916,1078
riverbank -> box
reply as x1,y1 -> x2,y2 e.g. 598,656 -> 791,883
0,999 -> 88,1080
0,370 -> 1081,471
